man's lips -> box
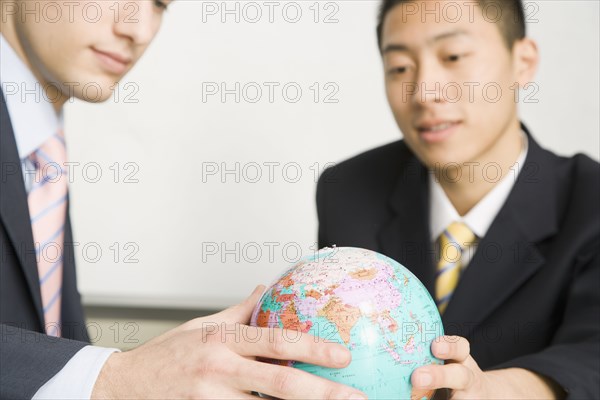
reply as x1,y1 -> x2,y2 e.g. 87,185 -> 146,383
415,120 -> 462,143
91,47 -> 132,74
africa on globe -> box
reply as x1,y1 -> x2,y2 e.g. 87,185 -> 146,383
250,247 -> 444,399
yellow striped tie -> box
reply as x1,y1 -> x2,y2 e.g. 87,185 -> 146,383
435,222 -> 475,314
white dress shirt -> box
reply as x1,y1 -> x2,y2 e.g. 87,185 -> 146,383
429,132 -> 529,268
1,33 -> 118,400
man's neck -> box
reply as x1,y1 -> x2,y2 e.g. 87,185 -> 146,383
0,22 -> 67,113
435,120 -> 525,216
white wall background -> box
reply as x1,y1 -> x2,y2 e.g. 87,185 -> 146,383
66,0 -> 600,310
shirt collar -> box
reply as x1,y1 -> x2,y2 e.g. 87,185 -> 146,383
0,34 -> 63,160
429,132 -> 529,240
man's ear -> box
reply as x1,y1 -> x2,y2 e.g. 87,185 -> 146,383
512,38 -> 539,87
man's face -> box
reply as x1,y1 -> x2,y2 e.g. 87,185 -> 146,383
10,0 -> 171,102
381,1 -> 523,168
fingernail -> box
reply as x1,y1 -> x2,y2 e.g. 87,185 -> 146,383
251,284 -> 265,296
333,347 -> 350,365
415,372 -> 432,388
437,342 -> 449,356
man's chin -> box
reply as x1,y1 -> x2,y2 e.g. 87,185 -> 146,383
72,90 -> 113,103
403,138 -> 472,169
400,138 -> 446,169
69,75 -> 122,103
413,149 -> 474,172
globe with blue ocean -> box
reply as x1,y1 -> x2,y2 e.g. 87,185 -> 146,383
250,247 -> 444,400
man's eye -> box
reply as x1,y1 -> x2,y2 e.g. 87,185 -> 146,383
388,66 -> 407,75
154,0 -> 169,10
445,53 -> 469,63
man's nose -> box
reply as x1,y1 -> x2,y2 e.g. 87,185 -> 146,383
112,1 -> 159,46
413,62 -> 447,105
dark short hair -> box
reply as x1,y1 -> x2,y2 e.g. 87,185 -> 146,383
376,0 -> 526,51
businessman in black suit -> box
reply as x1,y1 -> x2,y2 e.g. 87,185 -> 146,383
317,1 -> 599,399
0,1 -> 367,399
0,89 -> 91,388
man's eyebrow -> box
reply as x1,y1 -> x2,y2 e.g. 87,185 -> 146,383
429,30 -> 470,44
382,30 -> 470,54
382,44 -> 410,54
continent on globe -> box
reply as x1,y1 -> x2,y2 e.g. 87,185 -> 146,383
250,247 -> 444,400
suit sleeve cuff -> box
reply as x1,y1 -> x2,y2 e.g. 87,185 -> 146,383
32,345 -> 120,400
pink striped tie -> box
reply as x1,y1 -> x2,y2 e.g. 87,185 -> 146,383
28,131 -> 68,337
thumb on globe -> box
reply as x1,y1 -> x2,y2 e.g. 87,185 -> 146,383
220,284 -> 267,324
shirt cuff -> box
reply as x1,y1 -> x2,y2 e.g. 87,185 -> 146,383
33,345 -> 120,400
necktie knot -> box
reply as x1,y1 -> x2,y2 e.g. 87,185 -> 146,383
444,221 -> 475,250
28,132 -> 67,188
33,130 -> 65,158
435,221 -> 475,314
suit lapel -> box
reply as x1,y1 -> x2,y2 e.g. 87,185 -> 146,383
377,126 -> 558,329
442,208 -> 546,326
444,126 -> 559,326
378,144 -> 436,294
0,89 -> 45,327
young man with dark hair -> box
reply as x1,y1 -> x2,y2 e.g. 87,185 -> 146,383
0,1 -> 368,399
376,0 -> 527,50
317,0 -> 599,398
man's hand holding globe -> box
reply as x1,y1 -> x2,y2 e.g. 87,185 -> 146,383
248,247 -> 560,400
411,335 -> 562,399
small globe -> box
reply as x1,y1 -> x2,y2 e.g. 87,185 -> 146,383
250,247 -> 444,400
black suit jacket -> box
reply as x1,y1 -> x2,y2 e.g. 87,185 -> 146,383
0,89 -> 89,399
317,126 -> 600,399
